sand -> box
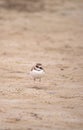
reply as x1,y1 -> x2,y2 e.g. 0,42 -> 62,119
0,0 -> 83,130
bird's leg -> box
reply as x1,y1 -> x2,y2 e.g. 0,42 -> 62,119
34,78 -> 36,82
39,78 -> 41,82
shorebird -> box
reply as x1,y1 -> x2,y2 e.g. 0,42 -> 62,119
30,63 -> 45,82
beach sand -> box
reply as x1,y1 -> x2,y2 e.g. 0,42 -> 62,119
0,0 -> 83,130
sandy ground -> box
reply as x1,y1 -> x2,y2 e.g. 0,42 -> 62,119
0,0 -> 83,130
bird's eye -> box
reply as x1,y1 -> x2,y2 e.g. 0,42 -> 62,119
39,67 -> 42,69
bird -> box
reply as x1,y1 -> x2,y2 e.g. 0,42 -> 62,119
30,63 -> 45,82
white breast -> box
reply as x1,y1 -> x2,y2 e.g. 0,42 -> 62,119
30,69 -> 45,78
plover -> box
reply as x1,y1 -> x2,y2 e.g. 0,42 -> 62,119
30,63 -> 45,82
